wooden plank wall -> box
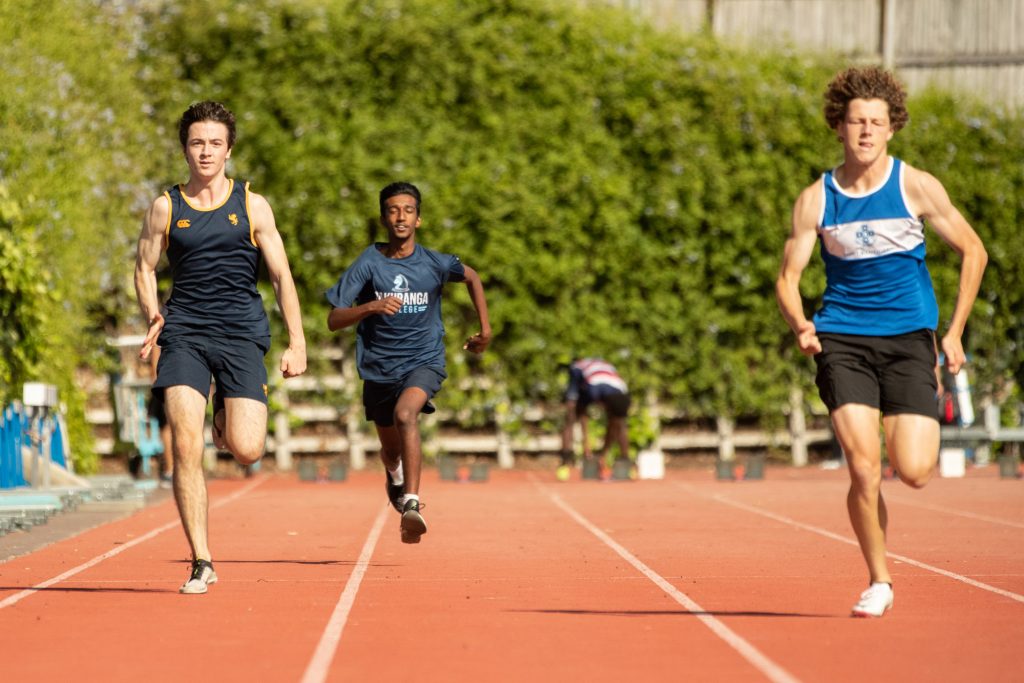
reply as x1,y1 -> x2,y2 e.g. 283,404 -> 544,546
592,0 -> 1024,110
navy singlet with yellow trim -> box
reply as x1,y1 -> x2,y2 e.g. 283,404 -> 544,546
161,180 -> 270,344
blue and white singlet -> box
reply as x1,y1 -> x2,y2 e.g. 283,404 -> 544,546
813,157 -> 938,336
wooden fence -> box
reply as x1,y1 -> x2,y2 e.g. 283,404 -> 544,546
593,0 -> 1024,110
86,340 -> 1024,473
85,340 -> 834,471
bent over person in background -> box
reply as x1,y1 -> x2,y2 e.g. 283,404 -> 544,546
775,67 -> 987,617
559,357 -> 631,479
326,181 -> 491,544
135,101 -> 307,594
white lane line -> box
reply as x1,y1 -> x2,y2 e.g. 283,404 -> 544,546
696,488 -> 1024,606
541,486 -> 802,683
883,493 -> 1024,530
0,475 -> 266,610
301,503 -> 389,683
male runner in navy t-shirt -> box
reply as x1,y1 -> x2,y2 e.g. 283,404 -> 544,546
776,67 -> 987,617
135,101 -> 307,594
326,181 -> 491,544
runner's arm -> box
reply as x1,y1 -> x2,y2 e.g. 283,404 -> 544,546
251,192 -> 307,378
775,181 -> 823,356
134,195 -> 169,361
904,166 -> 988,375
460,264 -> 492,353
327,296 -> 403,331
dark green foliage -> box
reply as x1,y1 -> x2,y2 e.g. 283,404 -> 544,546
123,0 -> 1024,423
0,0 -> 163,470
5,0 -> 1022,459
133,0 -> 847,423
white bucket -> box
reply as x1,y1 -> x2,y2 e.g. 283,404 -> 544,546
636,448 -> 665,479
939,447 -> 966,478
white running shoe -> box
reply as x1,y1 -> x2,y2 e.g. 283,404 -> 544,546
179,559 -> 218,594
851,582 -> 894,617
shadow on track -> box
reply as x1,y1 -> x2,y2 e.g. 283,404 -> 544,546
509,608 -> 839,619
0,585 -> 169,594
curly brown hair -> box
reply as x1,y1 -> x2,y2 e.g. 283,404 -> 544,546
823,66 -> 908,132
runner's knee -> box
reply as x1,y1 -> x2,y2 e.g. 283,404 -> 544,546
394,406 -> 420,430
232,447 -> 262,467
897,462 -> 933,489
847,456 -> 882,490
226,433 -> 264,465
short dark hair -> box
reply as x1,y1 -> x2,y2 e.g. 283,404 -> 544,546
379,181 -> 421,216
823,66 -> 909,132
178,101 -> 237,149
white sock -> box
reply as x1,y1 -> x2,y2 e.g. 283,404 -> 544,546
401,493 -> 419,506
388,461 -> 404,486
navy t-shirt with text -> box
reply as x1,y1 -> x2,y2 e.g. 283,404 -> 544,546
326,243 -> 466,383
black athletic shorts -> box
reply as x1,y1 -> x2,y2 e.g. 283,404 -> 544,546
363,366 -> 445,427
814,329 -> 939,419
147,388 -> 167,427
577,386 -> 631,418
153,333 -> 270,404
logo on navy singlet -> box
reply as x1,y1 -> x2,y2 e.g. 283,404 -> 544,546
392,274 -> 410,292
856,224 -> 876,247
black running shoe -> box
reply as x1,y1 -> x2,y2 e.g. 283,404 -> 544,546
179,559 -> 218,594
400,499 -> 427,544
385,470 -> 404,513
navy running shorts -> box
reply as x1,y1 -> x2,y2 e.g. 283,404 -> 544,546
814,329 -> 939,419
153,332 -> 270,405
147,388 -> 168,427
363,366 -> 445,427
578,386 -> 631,418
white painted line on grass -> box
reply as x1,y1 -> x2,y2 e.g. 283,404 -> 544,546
541,485 -> 802,683
0,475 -> 266,610
697,488 -> 1024,606
301,503 -> 389,683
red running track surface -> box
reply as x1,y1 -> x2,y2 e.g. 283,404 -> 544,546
0,465 -> 1021,682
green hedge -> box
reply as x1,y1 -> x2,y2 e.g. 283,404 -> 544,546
4,0 -> 1022,469
134,0 -> 846,421
0,0 -> 162,471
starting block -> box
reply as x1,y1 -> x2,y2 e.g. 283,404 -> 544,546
998,453 -> 1021,479
715,458 -> 736,481
744,453 -> 765,480
469,462 -> 489,482
297,458 -> 347,482
581,459 -> 601,480
611,459 -> 633,480
297,459 -> 318,481
438,456 -> 459,481
328,460 -> 347,482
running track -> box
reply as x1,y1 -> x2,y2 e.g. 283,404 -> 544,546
0,465 -> 1021,682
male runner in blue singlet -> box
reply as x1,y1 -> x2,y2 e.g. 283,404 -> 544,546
326,182 -> 491,544
776,67 -> 987,617
135,101 -> 307,594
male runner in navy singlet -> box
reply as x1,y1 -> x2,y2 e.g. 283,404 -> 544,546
776,67 -> 987,617
326,182 -> 491,544
135,101 -> 307,594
